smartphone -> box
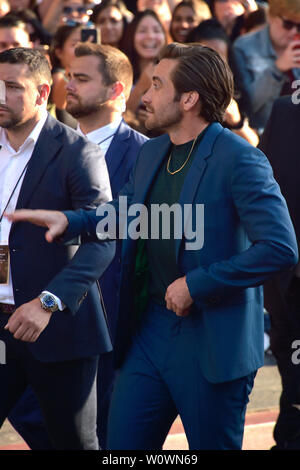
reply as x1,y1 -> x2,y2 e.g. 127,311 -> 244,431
238,0 -> 251,10
293,34 -> 300,49
80,27 -> 100,44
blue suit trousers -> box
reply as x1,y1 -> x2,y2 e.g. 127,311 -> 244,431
107,301 -> 256,450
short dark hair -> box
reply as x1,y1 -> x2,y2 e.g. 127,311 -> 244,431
159,42 -> 233,123
186,18 -> 230,45
74,42 -> 133,100
0,13 -> 28,30
0,47 -> 52,85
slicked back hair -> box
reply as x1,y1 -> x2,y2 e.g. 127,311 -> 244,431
159,42 -> 234,123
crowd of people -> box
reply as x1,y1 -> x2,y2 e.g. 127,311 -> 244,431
1,0 -> 298,141
0,0 -> 299,140
0,0 -> 300,452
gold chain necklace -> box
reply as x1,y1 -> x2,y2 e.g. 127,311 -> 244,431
166,137 -> 197,175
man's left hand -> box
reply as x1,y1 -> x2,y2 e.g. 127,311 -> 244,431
165,276 -> 193,316
4,298 -> 52,342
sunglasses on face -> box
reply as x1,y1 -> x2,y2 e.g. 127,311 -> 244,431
280,15 -> 300,33
63,6 -> 87,15
62,19 -> 81,26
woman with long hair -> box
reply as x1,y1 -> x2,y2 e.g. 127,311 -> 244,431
49,23 -> 82,126
91,0 -> 133,49
120,9 -> 168,123
170,0 -> 211,43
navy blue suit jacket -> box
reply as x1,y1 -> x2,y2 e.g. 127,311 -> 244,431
7,118 -> 144,449
8,113 -> 115,362
99,120 -> 147,339
259,97 -> 300,349
64,122 -> 298,383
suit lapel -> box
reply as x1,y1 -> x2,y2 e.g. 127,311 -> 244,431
132,133 -> 172,204
122,134 -> 171,257
105,120 -> 130,181
123,124 -> 223,260
175,122 -> 224,261
14,114 -> 63,212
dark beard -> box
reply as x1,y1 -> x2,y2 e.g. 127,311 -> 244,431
0,110 -> 21,129
145,106 -> 182,131
66,101 -> 105,119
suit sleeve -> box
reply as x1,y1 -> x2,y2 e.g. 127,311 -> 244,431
44,140 -> 115,315
186,146 -> 298,305
62,146 -> 138,242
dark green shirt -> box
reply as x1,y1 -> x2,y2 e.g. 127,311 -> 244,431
145,129 -> 207,306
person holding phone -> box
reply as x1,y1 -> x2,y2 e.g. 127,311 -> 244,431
233,0 -> 300,134
41,0 -> 91,34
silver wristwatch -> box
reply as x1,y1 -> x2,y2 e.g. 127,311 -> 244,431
39,292 -> 59,313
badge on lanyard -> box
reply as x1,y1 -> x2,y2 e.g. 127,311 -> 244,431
0,159 -> 29,285
0,244 -> 9,285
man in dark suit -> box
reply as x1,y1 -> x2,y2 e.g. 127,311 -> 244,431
8,43 -> 147,450
8,44 -> 298,450
66,43 -> 147,344
0,47 -> 114,449
65,42 -> 148,449
259,95 -> 300,449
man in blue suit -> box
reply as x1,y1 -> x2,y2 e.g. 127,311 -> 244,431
8,43 -> 298,450
0,47 -> 114,449
65,43 -> 147,449
8,43 -> 147,449
66,43 -> 147,345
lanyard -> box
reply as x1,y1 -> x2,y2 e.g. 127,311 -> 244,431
97,132 -> 116,146
0,160 -> 29,225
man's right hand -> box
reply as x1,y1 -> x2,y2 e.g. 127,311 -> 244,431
5,209 -> 68,243
276,40 -> 300,72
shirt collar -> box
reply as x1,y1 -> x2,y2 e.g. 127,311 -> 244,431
0,109 -> 48,154
261,25 -> 277,59
77,117 -> 122,145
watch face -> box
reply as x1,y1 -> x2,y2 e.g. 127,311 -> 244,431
43,295 -> 56,308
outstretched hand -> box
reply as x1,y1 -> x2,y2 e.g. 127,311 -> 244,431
5,209 -> 68,243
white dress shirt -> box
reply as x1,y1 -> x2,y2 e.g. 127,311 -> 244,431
76,117 -> 122,157
0,110 -> 63,308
